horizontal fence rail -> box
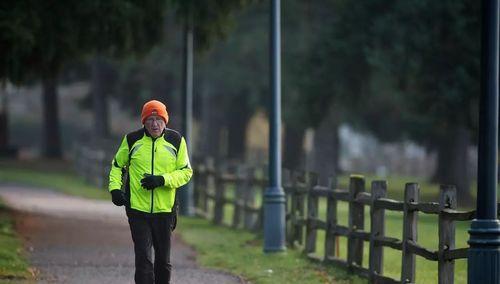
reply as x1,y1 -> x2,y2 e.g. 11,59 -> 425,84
193,159 -> 264,231
190,158 -> 484,284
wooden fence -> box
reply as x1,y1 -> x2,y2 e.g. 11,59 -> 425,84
193,159 -> 480,284
73,139 -> 115,188
71,146 -> 479,283
193,159 -> 265,231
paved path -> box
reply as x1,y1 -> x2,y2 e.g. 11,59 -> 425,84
0,185 -> 243,284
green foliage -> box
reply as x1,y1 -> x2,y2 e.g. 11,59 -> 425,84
282,0 -> 336,128
76,0 -> 168,57
293,0 -> 380,128
170,0 -> 249,51
1,0 -> 172,157
1,0 -> 169,82
110,0 -> 251,117
367,0 -> 480,142
112,46 -> 182,116
196,1 -> 268,107
0,0 -> 39,83
299,0 -> 480,143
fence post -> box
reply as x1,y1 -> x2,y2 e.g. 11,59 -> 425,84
305,178 -> 319,255
438,185 -> 457,284
369,180 -> 387,281
192,161 -> 202,210
288,171 -> 300,245
348,175 -> 365,269
288,171 -> 309,246
255,186 -> 265,231
243,167 -> 257,230
325,176 -> 338,260
401,183 -> 419,283
254,166 -> 268,232
283,169 -> 295,246
232,165 -> 247,228
295,172 -> 307,246
213,173 -> 225,225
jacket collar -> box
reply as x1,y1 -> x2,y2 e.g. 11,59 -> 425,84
143,127 -> 165,140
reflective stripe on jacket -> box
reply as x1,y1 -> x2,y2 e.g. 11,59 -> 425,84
108,128 -> 193,213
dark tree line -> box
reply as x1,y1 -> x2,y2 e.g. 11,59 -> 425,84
2,0 -> 169,157
296,0 -> 480,204
190,0 -> 480,203
1,0 -> 246,157
2,0 -> 481,205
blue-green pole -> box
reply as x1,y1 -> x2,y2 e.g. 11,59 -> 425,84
264,0 -> 286,252
468,0 -> 500,282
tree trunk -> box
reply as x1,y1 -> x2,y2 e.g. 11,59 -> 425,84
42,72 -> 62,158
0,84 -> 8,149
199,86 -> 223,160
283,125 -> 305,171
226,96 -> 251,162
431,126 -> 472,206
312,112 -> 340,186
226,112 -> 250,162
91,56 -> 109,138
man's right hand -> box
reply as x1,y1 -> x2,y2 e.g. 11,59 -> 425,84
111,190 -> 126,206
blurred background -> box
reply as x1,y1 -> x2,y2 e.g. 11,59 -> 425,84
1,0 -> 480,206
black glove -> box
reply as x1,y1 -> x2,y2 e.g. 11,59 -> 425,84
111,190 -> 126,206
141,174 -> 165,190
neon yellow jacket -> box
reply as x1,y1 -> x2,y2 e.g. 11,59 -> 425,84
108,128 -> 193,213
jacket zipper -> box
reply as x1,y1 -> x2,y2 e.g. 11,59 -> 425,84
150,138 -> 155,213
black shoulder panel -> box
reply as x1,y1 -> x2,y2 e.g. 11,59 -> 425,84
164,128 -> 182,152
126,128 -> 145,150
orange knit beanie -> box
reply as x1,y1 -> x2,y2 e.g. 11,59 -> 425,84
141,100 -> 169,124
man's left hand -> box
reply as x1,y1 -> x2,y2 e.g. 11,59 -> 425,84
141,174 -> 165,190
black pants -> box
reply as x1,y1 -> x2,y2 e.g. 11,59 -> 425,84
128,214 -> 173,284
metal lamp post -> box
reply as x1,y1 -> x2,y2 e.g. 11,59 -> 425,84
264,0 -> 286,252
467,0 -> 500,282
179,14 -> 195,216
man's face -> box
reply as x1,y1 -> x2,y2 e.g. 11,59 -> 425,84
144,115 -> 166,138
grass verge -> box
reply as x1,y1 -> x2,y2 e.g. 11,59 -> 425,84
0,159 -> 109,200
0,201 -> 32,281
176,217 -> 365,284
